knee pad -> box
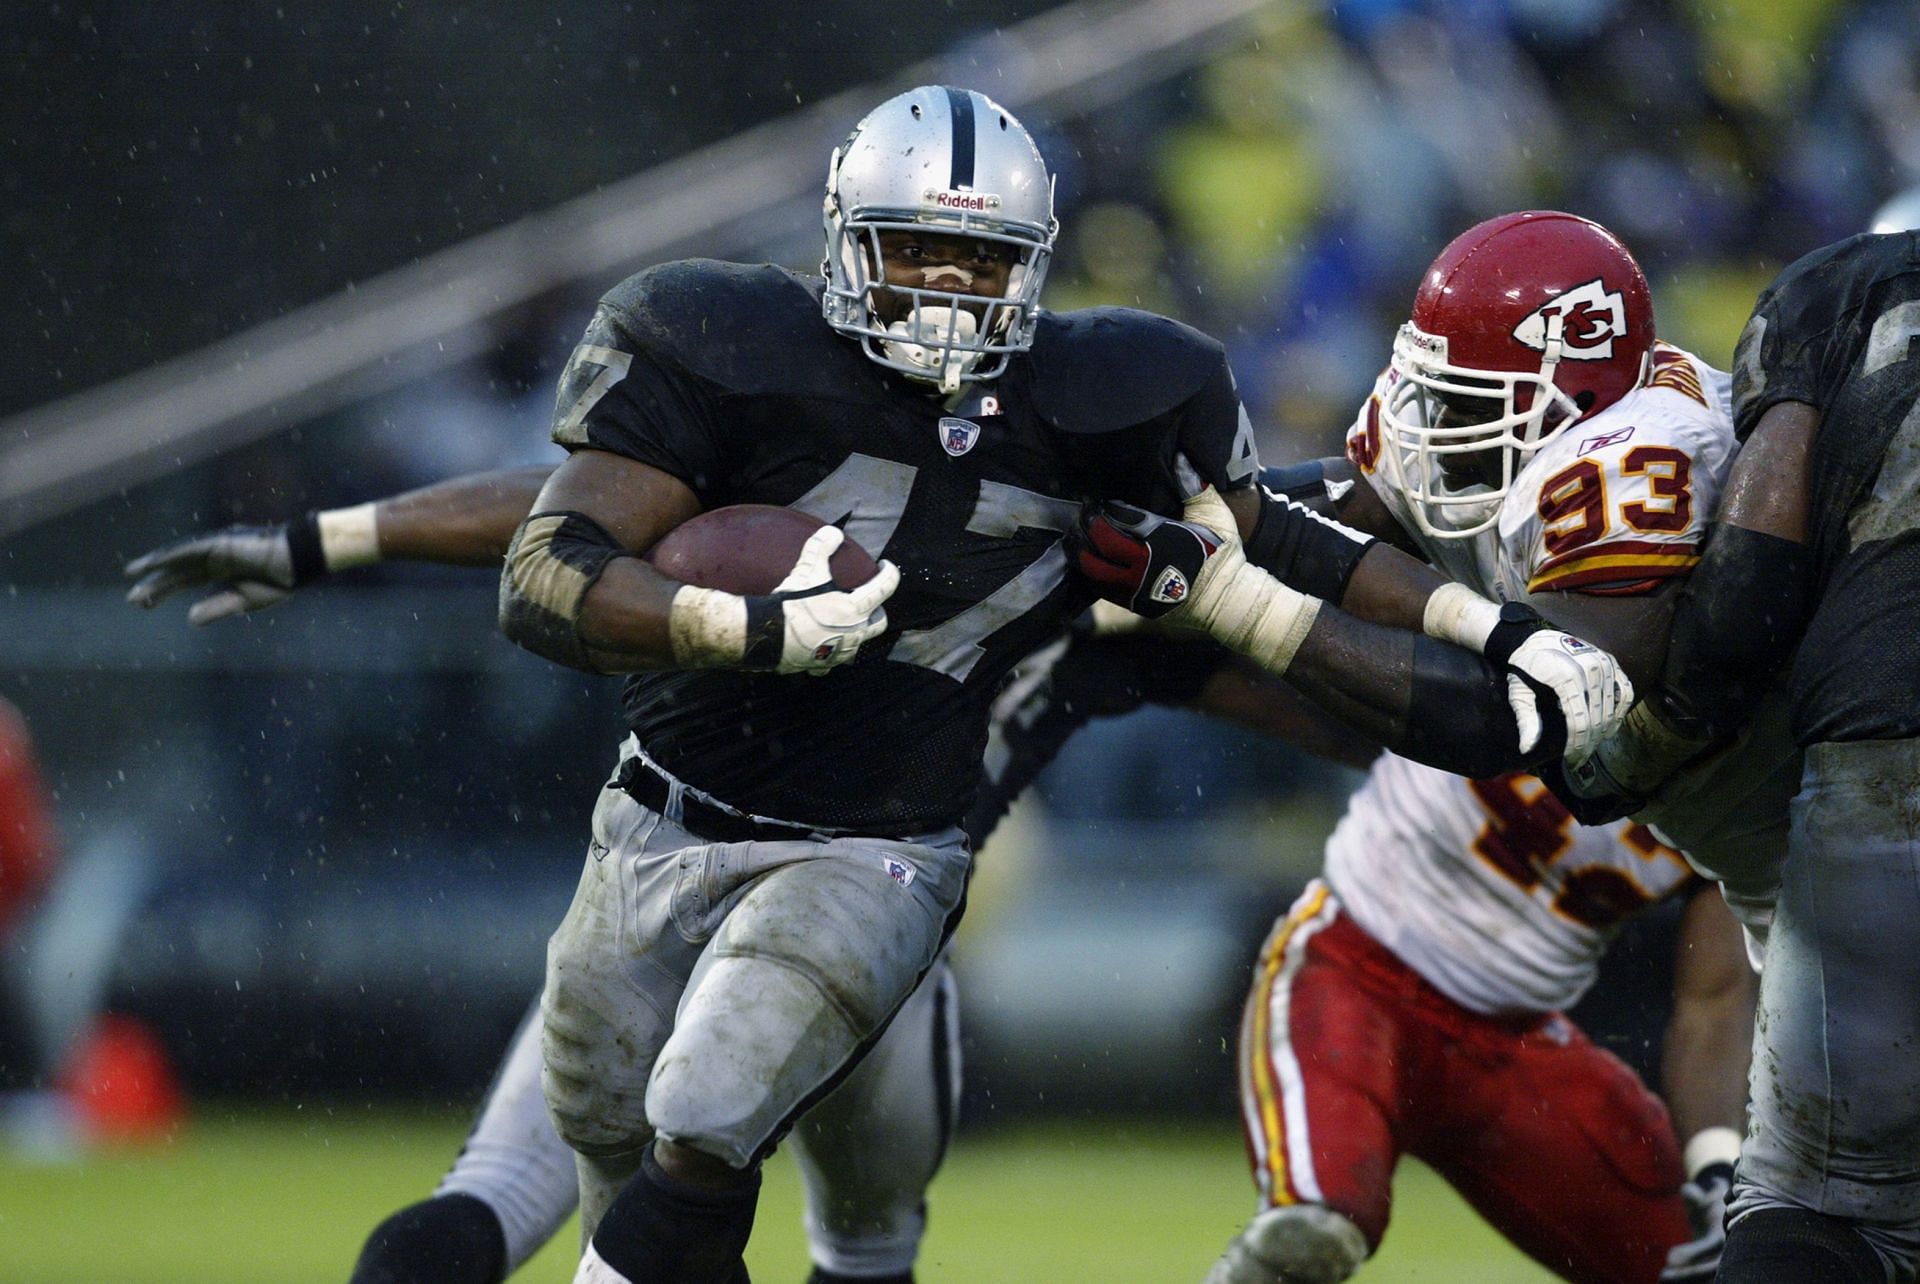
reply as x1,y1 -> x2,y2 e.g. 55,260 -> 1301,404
650,956 -> 860,1169
1720,1206 -> 1888,1283
1205,1204 -> 1369,1284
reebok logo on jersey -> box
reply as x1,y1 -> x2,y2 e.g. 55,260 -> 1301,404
1577,425 -> 1635,455
883,856 -> 917,889
940,417 -> 982,457
1512,279 -> 1627,360
1149,566 -> 1190,605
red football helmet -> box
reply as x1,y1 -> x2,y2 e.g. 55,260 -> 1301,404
1377,211 -> 1655,539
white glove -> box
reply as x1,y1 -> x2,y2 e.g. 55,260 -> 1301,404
1422,584 -> 1633,758
670,525 -> 900,675
1661,1161 -> 1733,1282
758,525 -> 901,674
1504,628 -> 1634,759
124,524 -> 303,625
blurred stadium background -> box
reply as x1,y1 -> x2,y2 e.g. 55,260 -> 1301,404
1,0 -> 1914,1278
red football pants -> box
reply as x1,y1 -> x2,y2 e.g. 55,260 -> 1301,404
1236,882 -> 1691,1284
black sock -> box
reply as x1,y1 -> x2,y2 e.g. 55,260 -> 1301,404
589,1142 -> 761,1284
346,1192 -> 509,1284
806,1271 -> 912,1284
1718,1207 -> 1885,1283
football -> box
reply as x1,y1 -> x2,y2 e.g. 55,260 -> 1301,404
644,504 -> 879,595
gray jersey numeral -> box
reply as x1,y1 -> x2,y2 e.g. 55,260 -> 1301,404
552,344 -> 635,445
791,456 -> 1076,683
790,453 -> 916,560
892,481 -> 1078,681
1865,300 -> 1920,377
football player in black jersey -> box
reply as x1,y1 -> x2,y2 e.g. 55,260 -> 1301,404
1555,221 -> 1920,1282
126,86 -> 1631,1284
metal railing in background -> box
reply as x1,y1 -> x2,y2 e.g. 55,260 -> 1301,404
0,0 -> 1276,538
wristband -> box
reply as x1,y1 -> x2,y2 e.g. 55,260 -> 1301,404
668,585 -> 748,667
317,502 -> 382,570
1683,1126 -> 1742,1180
1421,582 -> 1505,654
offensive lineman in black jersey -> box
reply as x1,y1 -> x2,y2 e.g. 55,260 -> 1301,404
125,87 -> 1630,1283
1556,228 -> 1920,1282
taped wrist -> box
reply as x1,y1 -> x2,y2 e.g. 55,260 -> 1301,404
1593,699 -> 1712,795
287,503 -> 384,584
498,511 -> 629,672
1241,485 -> 1376,602
1192,558 -> 1321,675
668,586 -> 751,667
1421,582 -> 1512,656
1659,524 -> 1812,739
1404,636 -> 1544,775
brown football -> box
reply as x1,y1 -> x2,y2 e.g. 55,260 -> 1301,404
643,505 -> 878,595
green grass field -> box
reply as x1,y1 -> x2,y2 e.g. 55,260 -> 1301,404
0,1109 -> 1554,1282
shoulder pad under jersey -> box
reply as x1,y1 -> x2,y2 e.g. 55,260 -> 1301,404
1734,232 -> 1920,435
1026,307 -> 1228,434
597,259 -> 863,397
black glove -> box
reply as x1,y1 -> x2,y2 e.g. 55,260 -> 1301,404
1073,500 -> 1223,619
123,513 -> 328,625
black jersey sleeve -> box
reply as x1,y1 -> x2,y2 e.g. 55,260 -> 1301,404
1732,232 -> 1920,440
1173,353 -> 1262,494
549,291 -> 731,503
1030,308 -> 1260,509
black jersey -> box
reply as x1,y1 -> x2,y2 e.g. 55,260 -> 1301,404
548,260 -> 1258,832
1732,231 -> 1920,744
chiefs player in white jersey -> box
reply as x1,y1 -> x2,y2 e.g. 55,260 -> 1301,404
1200,212 -> 1756,1284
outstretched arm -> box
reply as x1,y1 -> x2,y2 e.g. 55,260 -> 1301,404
125,466 -> 555,624
1077,489 -> 1632,774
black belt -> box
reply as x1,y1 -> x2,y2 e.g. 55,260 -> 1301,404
615,756 -> 833,845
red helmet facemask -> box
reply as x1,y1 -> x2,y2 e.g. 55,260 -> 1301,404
1377,211 -> 1655,540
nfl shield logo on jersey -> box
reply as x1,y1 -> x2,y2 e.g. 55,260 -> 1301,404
939,417 -> 982,457
882,856 -> 917,889
1149,566 -> 1190,606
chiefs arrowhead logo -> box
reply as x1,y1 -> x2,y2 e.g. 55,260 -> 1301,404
1511,279 -> 1626,361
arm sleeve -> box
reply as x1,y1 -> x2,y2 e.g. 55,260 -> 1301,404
1242,484 -> 1377,603
549,302 -> 733,505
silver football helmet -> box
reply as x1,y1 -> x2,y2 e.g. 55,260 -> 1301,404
822,85 -> 1058,392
